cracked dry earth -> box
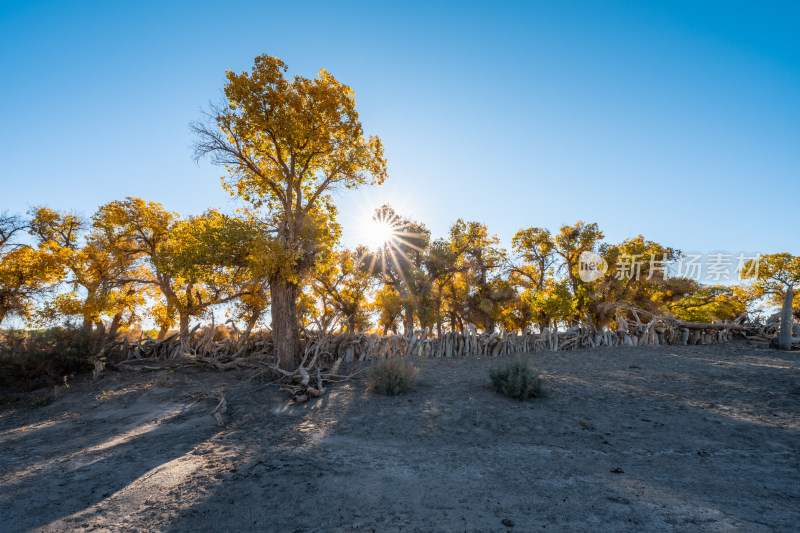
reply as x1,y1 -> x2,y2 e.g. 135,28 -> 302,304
1,342 -> 799,532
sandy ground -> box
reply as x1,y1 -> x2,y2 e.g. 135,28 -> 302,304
1,342 -> 799,532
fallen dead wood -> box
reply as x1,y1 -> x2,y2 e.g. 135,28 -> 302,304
662,318 -> 747,331
190,355 -> 271,371
269,348 -> 354,403
107,307 -> 792,401
211,391 -> 227,426
115,315 -> 779,367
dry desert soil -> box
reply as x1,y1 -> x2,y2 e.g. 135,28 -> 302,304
1,342 -> 799,532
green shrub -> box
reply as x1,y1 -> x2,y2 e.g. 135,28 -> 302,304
490,357 -> 546,401
0,327 -> 115,391
367,357 -> 417,396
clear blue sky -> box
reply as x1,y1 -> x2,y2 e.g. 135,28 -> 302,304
1,0 -> 798,256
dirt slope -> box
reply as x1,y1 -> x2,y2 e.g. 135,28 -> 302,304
1,342 -> 798,532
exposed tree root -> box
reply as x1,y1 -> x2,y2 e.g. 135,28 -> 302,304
107,306 -> 793,402
211,391 -> 227,426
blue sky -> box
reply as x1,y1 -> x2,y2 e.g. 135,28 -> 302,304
1,0 -> 798,256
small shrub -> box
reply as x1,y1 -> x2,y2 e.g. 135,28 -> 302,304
193,325 -> 232,343
367,357 -> 417,396
30,396 -> 54,408
490,357 -> 546,401
0,395 -> 19,406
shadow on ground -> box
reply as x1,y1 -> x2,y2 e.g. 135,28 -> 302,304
1,343 -> 798,532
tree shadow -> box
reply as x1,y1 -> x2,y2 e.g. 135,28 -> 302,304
0,386 -> 222,533
156,347 -> 800,531
5,346 -> 797,531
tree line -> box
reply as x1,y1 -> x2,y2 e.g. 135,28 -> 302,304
2,54 -> 798,368
1,203 -> 794,340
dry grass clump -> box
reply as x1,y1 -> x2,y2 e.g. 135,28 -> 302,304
490,357 -> 546,401
367,357 -> 418,396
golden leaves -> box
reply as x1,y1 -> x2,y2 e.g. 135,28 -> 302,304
197,53 -> 387,281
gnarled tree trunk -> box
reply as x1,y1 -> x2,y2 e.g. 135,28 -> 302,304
179,314 -> 190,342
778,284 -> 794,351
271,277 -> 300,370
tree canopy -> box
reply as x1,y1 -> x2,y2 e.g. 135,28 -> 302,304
192,54 -> 387,369
1,53 -> 795,357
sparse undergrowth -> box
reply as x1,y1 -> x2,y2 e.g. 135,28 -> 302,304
0,395 -> 19,405
490,357 -> 546,401
0,327 -> 115,391
367,357 -> 418,396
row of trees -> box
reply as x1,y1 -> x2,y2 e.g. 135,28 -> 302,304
306,210 -> 798,342
2,54 -> 798,366
2,202 -> 797,343
0,203 -> 270,339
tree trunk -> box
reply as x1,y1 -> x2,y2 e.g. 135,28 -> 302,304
567,259 -> 579,294
108,313 -> 123,338
242,314 -> 258,344
157,277 -> 178,342
403,304 -> 414,335
179,284 -> 195,344
82,312 -> 95,333
778,285 -> 794,351
480,295 -> 495,334
271,277 -> 301,370
179,314 -> 190,345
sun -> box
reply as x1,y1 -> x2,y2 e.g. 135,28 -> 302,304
363,218 -> 396,249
